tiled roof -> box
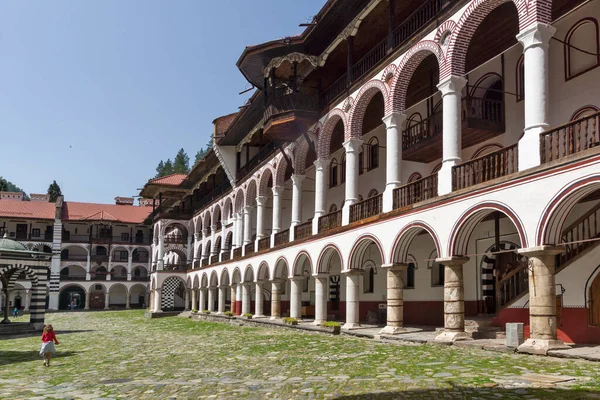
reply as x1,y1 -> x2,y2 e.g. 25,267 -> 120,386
0,200 -> 56,220
63,202 -> 152,224
214,112 -> 239,136
148,173 -> 187,186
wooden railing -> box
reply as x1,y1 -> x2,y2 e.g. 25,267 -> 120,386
351,38 -> 387,82
210,254 -> 218,265
294,221 -> 313,241
164,235 -> 187,244
392,0 -> 444,48
318,210 -> 342,233
452,144 -> 518,190
320,74 -> 348,108
540,111 -> 600,163
221,251 -> 231,262
393,174 -> 438,210
559,201 -> 600,269
402,111 -> 443,150
496,262 -> 529,309
244,242 -> 254,256
274,229 -> 289,247
163,264 -> 187,272
463,96 -> 504,125
349,194 -> 382,223
233,247 -> 242,259
258,237 -> 270,251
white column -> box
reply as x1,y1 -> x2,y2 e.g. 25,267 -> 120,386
382,112 -> 406,212
235,212 -> 243,247
23,290 -> 30,311
254,282 -> 264,317
437,75 -> 467,195
191,288 -> 197,311
313,275 -> 328,325
342,139 -> 363,225
199,288 -> 206,311
271,186 -> 284,247
208,287 -> 216,312
270,280 -> 282,319
127,256 -> 133,281
255,196 -> 267,241
517,23 -> 556,170
158,235 -> 165,270
220,220 -> 228,260
201,228 -> 208,259
243,206 -> 253,245
153,288 -> 162,312
186,234 -> 193,261
85,291 -> 90,310
217,286 -> 226,314
343,270 -> 362,329
290,277 -> 303,320
242,283 -> 251,315
125,292 -> 131,309
184,289 -> 190,311
231,214 -> 238,248
194,233 -> 202,265
104,291 -> 110,310
312,159 -> 330,234
291,174 -> 305,226
210,226 -> 217,255
86,254 -> 91,280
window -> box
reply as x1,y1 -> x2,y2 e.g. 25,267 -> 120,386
367,189 -> 378,198
117,251 -> 128,261
405,263 -> 416,289
31,228 -> 40,237
429,250 -> 444,286
358,148 -> 364,175
329,204 -> 338,213
565,18 -> 600,80
368,138 -> 379,170
340,155 -> 346,183
121,233 -> 130,242
516,55 -> 525,102
363,267 -> 375,293
330,158 -> 338,187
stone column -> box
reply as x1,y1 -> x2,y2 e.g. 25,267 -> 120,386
153,288 -> 162,312
312,159 -> 330,234
220,220 -> 228,260
199,288 -> 206,311
84,291 -> 90,310
149,290 -> 154,310
157,236 -> 165,270
435,256 -> 470,342
243,206 -> 253,246
254,282 -> 264,317
230,285 -> 237,314
517,246 -> 570,354
210,225 -> 218,256
271,186 -> 284,247
127,256 -> 133,281
184,289 -> 190,311
380,263 -> 408,334
256,196 -> 267,241
208,287 -> 216,312
217,286 -> 226,314
290,175 -> 305,241
343,270 -> 363,329
191,288 -> 197,311
23,290 -> 30,311
270,280 -> 282,319
201,228 -> 208,259
342,139 -> 364,225
104,292 -> 110,310
86,254 -> 92,279
313,275 -> 329,325
517,23 -> 556,170
382,113 -> 406,212
241,283 -> 251,315
437,76 -> 467,195
125,292 -> 131,309
290,277 -> 303,320
187,234 -> 194,262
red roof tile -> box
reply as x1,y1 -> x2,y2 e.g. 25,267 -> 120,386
148,173 -> 187,186
63,202 -> 152,224
0,200 -> 56,220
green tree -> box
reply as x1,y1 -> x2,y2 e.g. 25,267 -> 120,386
173,148 -> 190,174
195,148 -> 206,163
163,159 -> 174,176
155,160 -> 166,178
0,176 -> 28,200
0,177 -> 7,192
47,180 -> 63,202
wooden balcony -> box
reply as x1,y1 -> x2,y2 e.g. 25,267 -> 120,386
164,234 -> 187,245
258,237 -> 270,252
221,251 -> 231,262
393,174 -> 438,210
263,89 -> 319,143
452,144 -> 518,191
210,254 -> 219,265
274,229 -> 289,247
294,221 -> 313,241
233,247 -> 242,260
350,194 -> 383,223
318,210 -> 342,233
403,97 -> 505,163
244,243 -> 255,256
540,111 -> 600,163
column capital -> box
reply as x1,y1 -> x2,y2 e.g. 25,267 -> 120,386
291,174 -> 306,185
312,273 -> 329,279
437,76 -> 467,97
382,112 -> 406,129
314,158 -> 330,170
517,22 -> 556,52
342,268 -> 364,275
210,224 -> 217,232
201,228 -> 208,236
381,263 -> 408,271
243,205 -> 254,213
272,186 -> 284,196
256,196 -> 267,206
517,245 -> 563,258
289,276 -> 304,282
435,256 -> 470,267
270,278 -> 284,284
343,138 -> 364,153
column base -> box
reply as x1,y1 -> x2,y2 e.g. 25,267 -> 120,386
342,322 -> 361,330
379,325 -> 408,335
270,316 -> 280,320
312,320 -> 326,326
517,338 -> 570,355
434,330 -> 471,342
253,314 -> 266,319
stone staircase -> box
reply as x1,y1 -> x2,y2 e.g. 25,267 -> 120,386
465,316 -> 505,340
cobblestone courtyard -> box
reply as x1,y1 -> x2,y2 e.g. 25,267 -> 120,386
1,311 -> 600,399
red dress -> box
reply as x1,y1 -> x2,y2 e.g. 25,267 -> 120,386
42,331 -> 58,343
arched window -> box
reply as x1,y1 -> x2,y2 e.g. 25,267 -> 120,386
408,173 -> 422,183
329,204 -> 338,213
340,154 -> 346,184
565,18 -> 600,80
368,137 -> 379,170
330,158 -> 338,187
367,189 -> 378,198
571,105 -> 600,121
405,263 -> 416,289
358,148 -> 364,176
363,267 -> 375,293
516,55 -> 525,102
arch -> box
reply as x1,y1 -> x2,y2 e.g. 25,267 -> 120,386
571,105 -> 600,121
471,143 -> 504,159
367,137 -> 379,171
469,72 -> 503,98
445,0 -> 531,78
201,272 -> 209,288
110,245 -> 130,260
257,261 -> 270,281
318,109 -> 347,159
367,189 -> 379,198
211,204 -> 222,227
243,264 -> 254,283
388,40 -> 444,113
231,267 -> 242,284
202,211 -> 211,232
449,202 -> 528,256
246,179 -> 258,207
192,275 -> 199,289
537,174 -> 600,246
224,231 -> 233,251
273,256 -> 289,280
408,172 -> 422,183
294,134 -> 318,175
58,283 -> 86,294
316,244 -> 344,274
210,270 -> 219,287
565,18 -> 600,80
258,166 -> 275,197
219,269 -> 230,287
329,203 -> 338,213
292,251 -> 312,277
347,80 -> 389,140
161,221 -> 189,238
222,197 -> 234,221
516,54 -> 525,102
160,276 -> 186,311
234,188 -> 245,214
61,243 -> 90,254
108,283 -> 128,294
274,148 -> 294,187
390,221 -> 442,264
348,234 -> 385,271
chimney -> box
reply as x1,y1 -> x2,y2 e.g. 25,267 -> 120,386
0,191 -> 24,201
30,193 -> 51,202
115,197 -> 134,206
139,198 -> 153,207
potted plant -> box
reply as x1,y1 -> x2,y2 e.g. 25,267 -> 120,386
202,310 -> 211,315
321,321 -> 341,334
283,317 -> 298,326
224,311 -> 234,317
243,313 -> 253,319
191,309 -> 198,314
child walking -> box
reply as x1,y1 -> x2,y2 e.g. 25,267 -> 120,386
40,324 -> 59,367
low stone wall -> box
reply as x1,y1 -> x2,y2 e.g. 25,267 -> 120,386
144,311 -> 180,319
190,313 -> 340,335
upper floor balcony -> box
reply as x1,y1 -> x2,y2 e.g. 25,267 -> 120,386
263,88 -> 319,143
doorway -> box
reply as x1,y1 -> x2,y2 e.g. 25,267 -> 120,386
591,273 -> 600,325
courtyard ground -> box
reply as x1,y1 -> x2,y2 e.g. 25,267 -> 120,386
0,311 -> 599,399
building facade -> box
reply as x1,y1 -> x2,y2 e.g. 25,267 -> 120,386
0,196 -> 152,312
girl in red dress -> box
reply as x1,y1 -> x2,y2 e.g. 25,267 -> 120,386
40,324 -> 60,367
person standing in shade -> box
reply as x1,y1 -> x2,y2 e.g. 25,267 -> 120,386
40,324 -> 60,367
13,307 -> 18,319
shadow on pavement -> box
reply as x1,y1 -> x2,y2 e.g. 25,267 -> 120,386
0,350 -> 80,366
335,387 -> 600,399
0,329 -> 95,340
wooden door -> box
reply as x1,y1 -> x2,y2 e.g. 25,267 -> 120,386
591,274 -> 600,326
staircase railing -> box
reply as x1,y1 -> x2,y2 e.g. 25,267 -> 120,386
496,262 -> 529,309
559,201 -> 600,269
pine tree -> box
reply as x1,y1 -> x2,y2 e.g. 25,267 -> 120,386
173,148 -> 190,174
0,177 -> 7,192
47,180 -> 63,202
195,148 -> 206,163
163,159 -> 174,176
155,160 -> 166,178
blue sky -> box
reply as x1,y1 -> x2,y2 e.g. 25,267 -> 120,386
0,1 -> 324,203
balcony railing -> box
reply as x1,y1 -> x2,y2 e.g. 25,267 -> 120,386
294,221 -> 313,241
15,232 -> 53,241
463,97 -> 504,128
452,144 -> 518,191
194,182 -> 232,213
258,237 -> 270,252
111,275 -> 128,281
210,254 -> 219,265
244,242 -> 255,256
318,210 -> 342,233
320,74 -> 348,109
351,38 -> 388,82
274,229 -> 289,247
62,234 -> 90,243
402,111 -> 443,150
221,251 -> 231,262
559,201 -> 600,270
263,90 -> 319,123
60,275 -> 87,281
132,276 -> 149,281
393,0 -> 444,47
91,274 -> 108,281
233,247 -> 242,259
540,111 -> 600,163
236,142 -> 279,182
350,194 -> 383,223
163,264 -> 187,272
90,255 -> 109,263
61,254 -> 88,262
164,235 -> 187,244
393,174 -> 438,210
